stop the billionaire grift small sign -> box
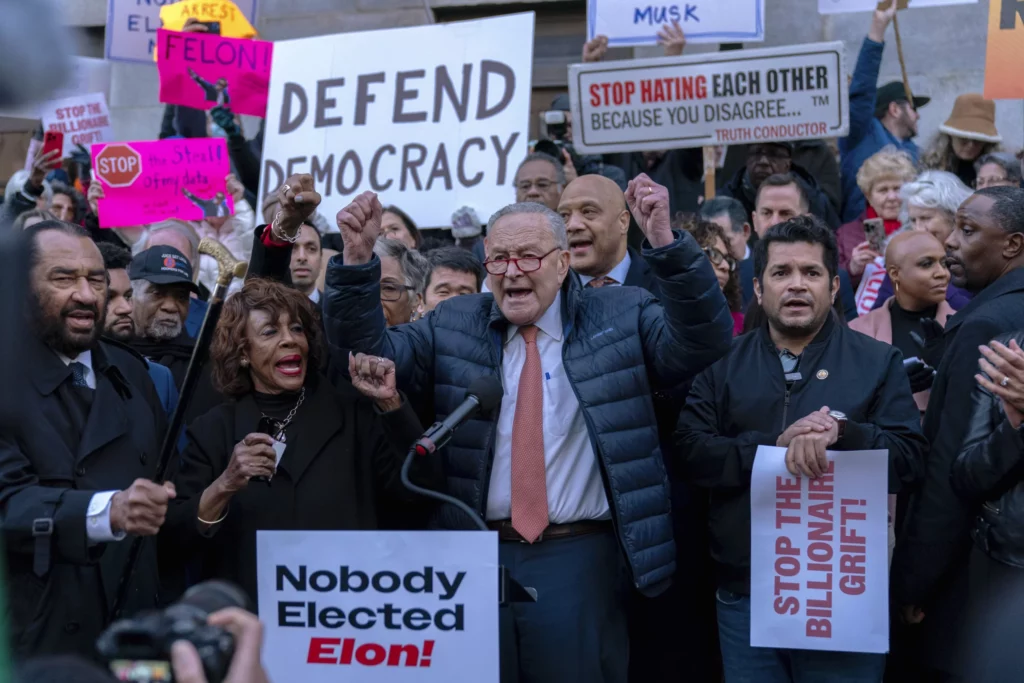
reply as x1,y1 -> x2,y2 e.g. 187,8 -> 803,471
257,530 -> 500,682
90,138 -> 234,228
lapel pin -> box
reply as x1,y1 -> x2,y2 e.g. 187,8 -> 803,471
816,369 -> 829,380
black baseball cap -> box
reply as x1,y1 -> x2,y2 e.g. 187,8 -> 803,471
128,246 -> 200,293
874,81 -> 930,119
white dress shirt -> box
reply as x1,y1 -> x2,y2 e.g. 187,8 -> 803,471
578,251 -> 632,287
308,289 -> 321,304
56,351 -> 125,544
485,292 -> 610,523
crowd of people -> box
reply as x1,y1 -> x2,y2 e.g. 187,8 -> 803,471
3,1 -> 1024,681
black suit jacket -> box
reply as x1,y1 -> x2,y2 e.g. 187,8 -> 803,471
622,246 -> 662,295
892,267 -> 1024,670
163,378 -> 437,604
1,339 -> 165,658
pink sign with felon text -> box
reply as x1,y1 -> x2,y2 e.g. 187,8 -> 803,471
157,29 -> 273,118
91,138 -> 234,228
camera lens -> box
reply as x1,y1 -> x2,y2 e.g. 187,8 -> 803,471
179,580 -> 252,617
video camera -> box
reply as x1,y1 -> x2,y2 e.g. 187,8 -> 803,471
535,109 -> 584,173
97,580 -> 250,683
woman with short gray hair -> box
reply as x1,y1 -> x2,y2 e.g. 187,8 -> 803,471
899,170 -> 973,244
373,238 -> 428,325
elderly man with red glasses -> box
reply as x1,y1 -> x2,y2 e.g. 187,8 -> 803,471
311,171 -> 733,683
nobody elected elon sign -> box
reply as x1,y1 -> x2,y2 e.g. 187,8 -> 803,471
257,530 -> 499,682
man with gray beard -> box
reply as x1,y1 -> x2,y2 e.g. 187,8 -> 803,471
125,246 -> 224,438
126,246 -> 199,390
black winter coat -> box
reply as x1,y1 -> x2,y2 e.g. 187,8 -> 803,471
163,377 -> 439,605
891,267 -> 1024,671
0,338 -> 165,659
676,314 -> 926,595
952,329 -> 1024,569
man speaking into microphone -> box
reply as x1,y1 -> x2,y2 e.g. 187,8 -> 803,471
322,173 -> 733,682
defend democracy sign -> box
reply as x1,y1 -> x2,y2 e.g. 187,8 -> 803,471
568,42 -> 848,154
91,138 -> 234,228
257,530 -> 499,682
41,93 -> 114,157
749,446 -> 889,654
105,0 -> 259,64
259,13 -> 534,228
157,29 -> 273,117
588,0 -> 765,46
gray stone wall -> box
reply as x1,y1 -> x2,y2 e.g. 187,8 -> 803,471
68,0 -> 1024,156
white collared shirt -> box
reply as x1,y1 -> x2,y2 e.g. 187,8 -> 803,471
744,244 -> 751,261
577,251 -> 632,287
308,289 -> 321,304
55,350 -> 125,544
485,292 -> 610,523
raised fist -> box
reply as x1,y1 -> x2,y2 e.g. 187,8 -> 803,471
336,191 -> 383,265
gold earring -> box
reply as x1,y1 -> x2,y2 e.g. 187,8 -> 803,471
894,281 -> 899,295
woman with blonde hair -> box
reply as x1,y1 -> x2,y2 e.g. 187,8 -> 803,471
836,148 -> 916,311
921,93 -> 1001,188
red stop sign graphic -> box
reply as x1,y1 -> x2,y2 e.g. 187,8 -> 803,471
94,144 -> 143,188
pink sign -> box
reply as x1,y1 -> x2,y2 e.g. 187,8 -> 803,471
157,29 -> 273,118
91,138 -> 235,228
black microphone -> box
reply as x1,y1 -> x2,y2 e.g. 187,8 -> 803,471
413,377 -> 503,456
401,376 -> 503,531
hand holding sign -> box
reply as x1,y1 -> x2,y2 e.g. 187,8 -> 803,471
783,407 -> 839,478
337,192 -> 383,266
582,35 -> 608,63
657,20 -> 687,57
625,173 -> 674,248
869,0 -> 899,41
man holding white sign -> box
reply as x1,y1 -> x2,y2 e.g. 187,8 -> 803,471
676,216 -> 926,680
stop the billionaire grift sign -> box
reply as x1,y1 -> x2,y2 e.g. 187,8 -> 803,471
257,530 -> 499,682
568,41 -> 849,154
90,138 -> 234,228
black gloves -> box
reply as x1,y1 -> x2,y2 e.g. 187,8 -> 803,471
905,359 -> 936,394
909,317 -> 946,370
210,105 -> 242,139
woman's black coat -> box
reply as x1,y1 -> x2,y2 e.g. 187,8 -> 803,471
163,377 -> 437,604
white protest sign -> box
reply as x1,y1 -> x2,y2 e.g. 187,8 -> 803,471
818,0 -> 976,14
258,530 -> 500,682
105,0 -> 260,63
41,93 -> 114,156
749,446 -> 889,654
588,0 -> 765,46
259,13 -> 534,229
569,42 -> 848,154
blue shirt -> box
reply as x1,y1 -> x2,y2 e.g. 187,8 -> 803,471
838,38 -> 920,223
185,297 -> 209,338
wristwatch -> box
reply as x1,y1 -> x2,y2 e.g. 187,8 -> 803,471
828,411 -> 847,440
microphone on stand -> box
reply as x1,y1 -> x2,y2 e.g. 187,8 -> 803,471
400,376 -> 503,530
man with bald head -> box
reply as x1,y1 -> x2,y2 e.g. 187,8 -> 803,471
558,174 -> 659,292
318,172 -> 733,682
561,173 -> 721,681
